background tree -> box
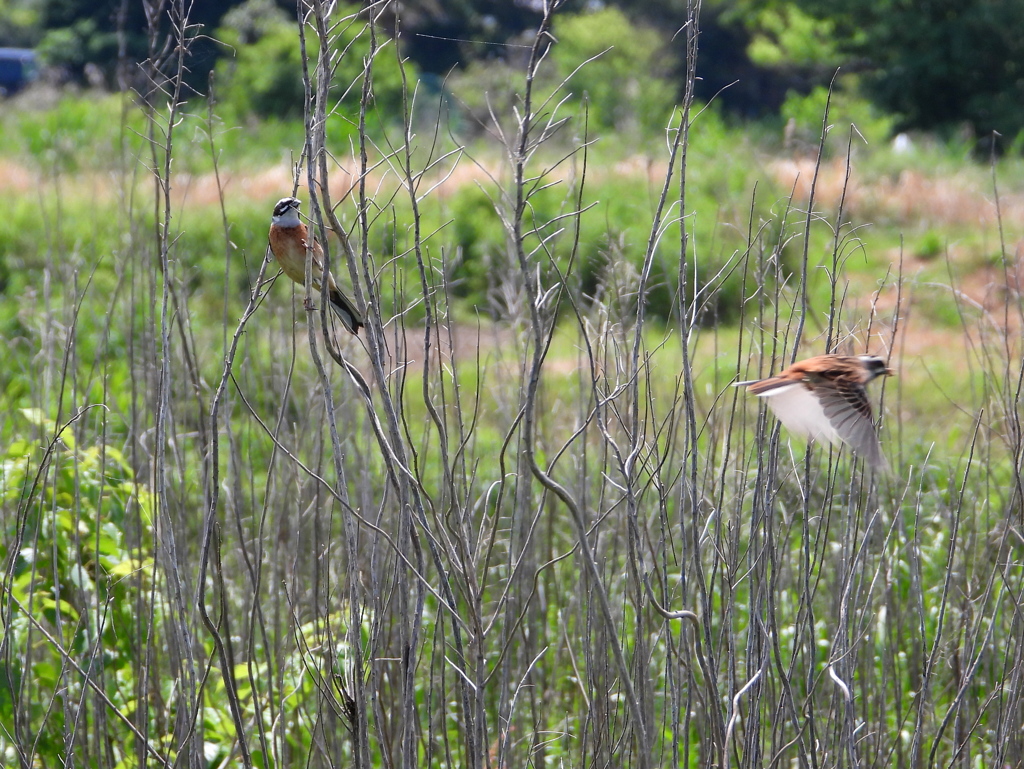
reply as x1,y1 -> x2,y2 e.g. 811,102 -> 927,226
215,0 -> 413,141
779,0 -> 1024,141
5,0 -> 1024,146
0,0 -> 41,47
549,7 -> 679,138
33,0 -> 235,89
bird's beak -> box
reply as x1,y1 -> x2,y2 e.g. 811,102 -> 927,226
884,368 -> 895,376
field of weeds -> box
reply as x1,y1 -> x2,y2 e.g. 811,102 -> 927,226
1,4 -> 1024,769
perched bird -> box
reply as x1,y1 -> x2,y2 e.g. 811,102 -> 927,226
736,354 -> 893,469
268,197 -> 363,335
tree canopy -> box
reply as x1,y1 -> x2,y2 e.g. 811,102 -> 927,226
2,0 -> 1022,144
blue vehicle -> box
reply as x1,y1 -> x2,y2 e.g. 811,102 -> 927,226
0,48 -> 38,96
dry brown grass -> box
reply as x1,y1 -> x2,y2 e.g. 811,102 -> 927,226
771,156 -> 1024,231
5,149 -> 1021,237
0,159 -> 36,194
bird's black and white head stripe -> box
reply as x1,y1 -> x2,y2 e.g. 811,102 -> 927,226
271,197 -> 302,226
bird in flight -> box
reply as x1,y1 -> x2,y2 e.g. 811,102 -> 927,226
736,354 -> 893,469
268,196 -> 363,335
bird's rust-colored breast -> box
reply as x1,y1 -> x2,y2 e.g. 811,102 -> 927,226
269,222 -> 315,285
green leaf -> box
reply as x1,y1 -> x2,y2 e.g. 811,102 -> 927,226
20,407 -> 55,432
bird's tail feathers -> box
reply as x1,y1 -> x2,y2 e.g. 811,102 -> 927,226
741,377 -> 803,396
329,287 -> 364,336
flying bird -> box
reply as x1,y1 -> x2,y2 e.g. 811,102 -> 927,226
268,196 -> 363,335
736,354 -> 893,468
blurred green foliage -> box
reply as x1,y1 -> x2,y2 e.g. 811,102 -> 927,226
741,4 -> 840,68
34,17 -> 117,73
550,7 -> 679,139
789,0 -> 1024,140
214,0 -> 414,146
444,8 -> 682,145
0,92 -> 145,171
0,0 -> 41,47
217,22 -> 308,119
5,0 -> 1023,142
780,81 -> 896,148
